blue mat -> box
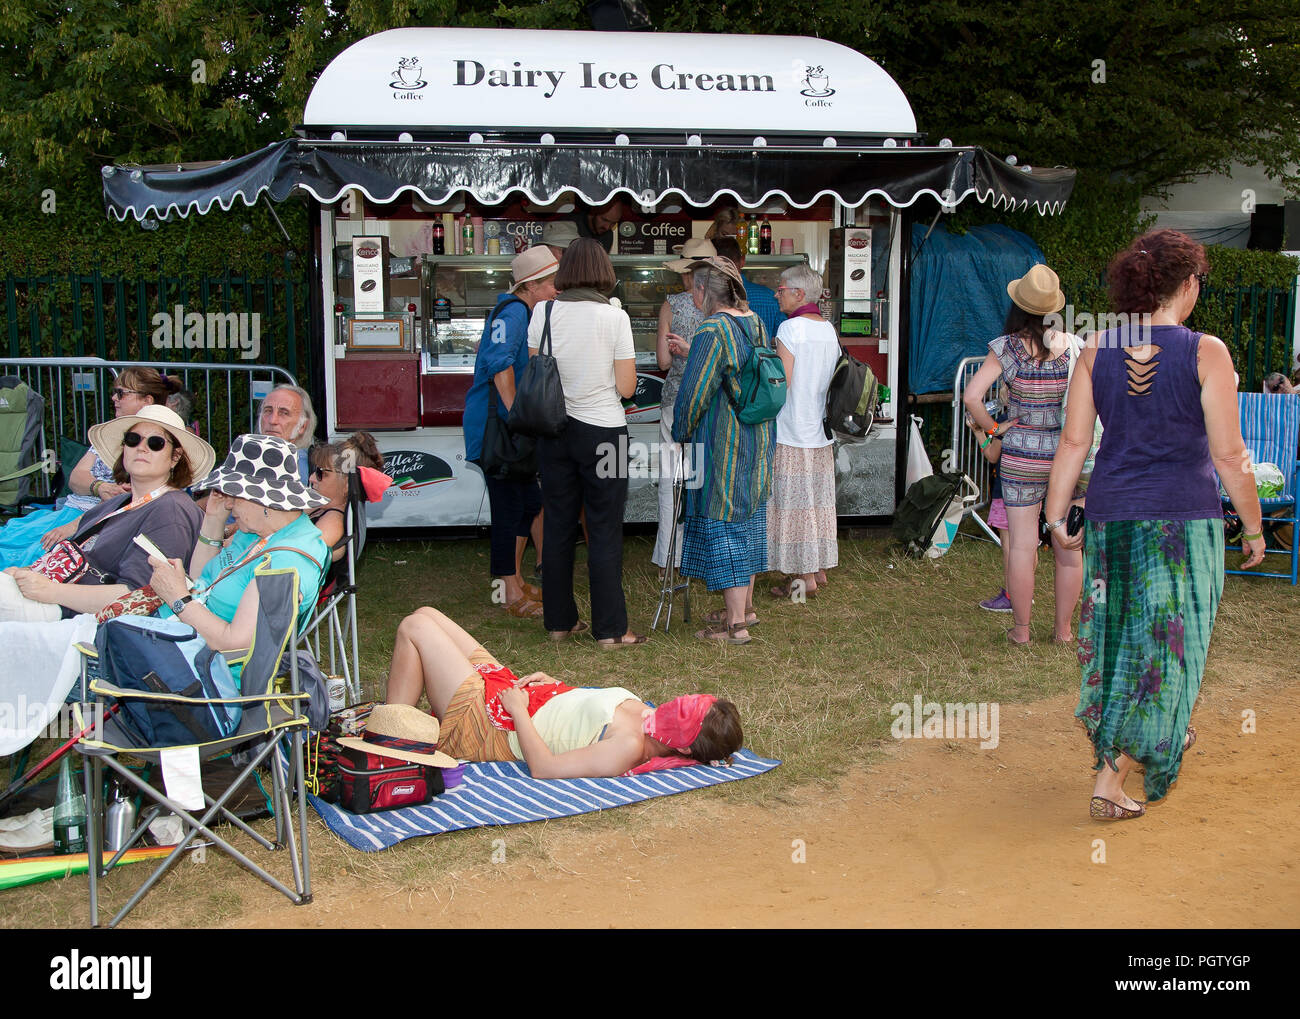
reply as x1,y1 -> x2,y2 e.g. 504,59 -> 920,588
306,749 -> 781,852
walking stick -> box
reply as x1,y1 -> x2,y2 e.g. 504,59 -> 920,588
651,444 -> 691,632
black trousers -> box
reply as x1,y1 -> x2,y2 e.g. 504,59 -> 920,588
539,417 -> 629,639
479,465 -> 542,578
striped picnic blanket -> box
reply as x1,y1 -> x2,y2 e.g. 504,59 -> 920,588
307,749 -> 781,852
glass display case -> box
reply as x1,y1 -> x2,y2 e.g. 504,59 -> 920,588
420,254 -> 808,371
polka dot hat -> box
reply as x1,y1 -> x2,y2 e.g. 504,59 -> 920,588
195,433 -> 329,512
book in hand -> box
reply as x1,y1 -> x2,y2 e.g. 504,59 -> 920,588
134,534 -> 195,589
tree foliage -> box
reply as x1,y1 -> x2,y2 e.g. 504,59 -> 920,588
1,1 -> 1297,270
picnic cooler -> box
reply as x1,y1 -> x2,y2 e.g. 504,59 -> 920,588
335,747 -> 445,814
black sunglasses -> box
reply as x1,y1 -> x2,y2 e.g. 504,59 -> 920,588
311,465 -> 338,479
111,387 -> 144,400
123,431 -> 170,452
1194,272 -> 1210,288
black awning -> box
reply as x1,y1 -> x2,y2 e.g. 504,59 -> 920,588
102,138 -> 1075,221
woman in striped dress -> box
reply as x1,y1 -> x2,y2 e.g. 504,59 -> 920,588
963,264 -> 1083,644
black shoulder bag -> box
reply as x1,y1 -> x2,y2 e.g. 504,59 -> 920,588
508,301 -> 568,439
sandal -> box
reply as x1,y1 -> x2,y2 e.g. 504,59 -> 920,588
596,632 -> 648,649
505,596 -> 544,619
769,580 -> 817,600
1090,796 -> 1145,820
1183,725 -> 1197,751
521,582 -> 543,601
1005,627 -> 1031,645
695,622 -> 752,646
549,620 -> 590,641
702,608 -> 759,627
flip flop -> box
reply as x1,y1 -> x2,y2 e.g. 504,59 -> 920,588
549,620 -> 590,641
596,632 -> 648,649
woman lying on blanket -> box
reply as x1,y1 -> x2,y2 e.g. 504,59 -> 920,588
384,607 -> 742,778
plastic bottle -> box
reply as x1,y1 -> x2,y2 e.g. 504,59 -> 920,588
736,215 -> 748,252
462,219 -> 475,256
53,756 -> 88,855
432,221 -> 445,255
760,217 -> 772,255
747,214 -> 760,256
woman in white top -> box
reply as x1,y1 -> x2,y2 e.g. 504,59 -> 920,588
767,264 -> 840,600
527,238 -> 644,647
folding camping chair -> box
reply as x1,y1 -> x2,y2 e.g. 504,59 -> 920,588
73,567 -> 314,928
301,469 -> 367,701
1224,391 -> 1300,584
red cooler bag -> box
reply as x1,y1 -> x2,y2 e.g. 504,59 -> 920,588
336,747 -> 444,813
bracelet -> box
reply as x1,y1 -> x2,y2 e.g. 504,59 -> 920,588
980,434 -> 996,449
1045,517 -> 1068,532
197,533 -> 224,547
1242,530 -> 1263,542
90,480 -> 102,498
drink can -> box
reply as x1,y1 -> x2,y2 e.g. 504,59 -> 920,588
327,676 -> 347,714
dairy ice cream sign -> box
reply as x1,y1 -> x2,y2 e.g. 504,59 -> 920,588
302,29 -> 918,138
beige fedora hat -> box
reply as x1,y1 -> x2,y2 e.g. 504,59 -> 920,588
89,404 -> 216,481
510,247 -> 560,293
1007,264 -> 1066,315
541,220 -> 580,249
664,237 -> 717,272
338,703 -> 459,769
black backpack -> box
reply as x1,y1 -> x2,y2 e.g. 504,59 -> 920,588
893,472 -> 966,557
823,349 -> 879,441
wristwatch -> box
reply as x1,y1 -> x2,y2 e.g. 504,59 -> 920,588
171,595 -> 194,615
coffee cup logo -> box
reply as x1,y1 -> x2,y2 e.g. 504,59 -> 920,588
390,57 -> 426,90
800,65 -> 835,98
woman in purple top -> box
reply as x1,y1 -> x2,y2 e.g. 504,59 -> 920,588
1045,230 -> 1265,820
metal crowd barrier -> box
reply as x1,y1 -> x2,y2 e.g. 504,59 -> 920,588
0,358 -> 298,501
948,355 -> 1004,545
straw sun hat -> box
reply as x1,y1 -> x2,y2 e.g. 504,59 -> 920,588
338,703 -> 459,768
89,404 -> 216,481
664,237 -> 717,272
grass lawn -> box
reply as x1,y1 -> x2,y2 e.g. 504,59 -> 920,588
2,527 -> 1295,927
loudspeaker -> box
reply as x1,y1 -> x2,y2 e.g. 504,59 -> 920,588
1248,204 -> 1285,251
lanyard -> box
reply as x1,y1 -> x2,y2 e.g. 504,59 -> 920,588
193,536 -> 270,602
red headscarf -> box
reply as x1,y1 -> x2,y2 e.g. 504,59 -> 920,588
642,694 -> 716,750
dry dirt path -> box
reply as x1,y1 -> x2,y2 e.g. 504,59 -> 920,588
234,682 -> 1298,929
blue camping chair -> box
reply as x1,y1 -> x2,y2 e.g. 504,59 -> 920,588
1223,392 -> 1300,584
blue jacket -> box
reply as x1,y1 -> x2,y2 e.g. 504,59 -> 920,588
463,294 -> 530,462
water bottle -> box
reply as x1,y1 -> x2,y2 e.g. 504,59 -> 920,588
104,777 -> 137,852
53,756 -> 88,855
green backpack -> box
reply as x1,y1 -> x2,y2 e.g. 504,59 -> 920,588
720,314 -> 787,425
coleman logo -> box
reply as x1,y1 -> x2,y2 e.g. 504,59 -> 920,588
391,784 -> 416,796
390,57 -> 427,91
384,450 -> 453,491
799,66 -> 835,98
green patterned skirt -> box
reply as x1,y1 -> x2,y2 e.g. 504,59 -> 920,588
1075,518 -> 1224,801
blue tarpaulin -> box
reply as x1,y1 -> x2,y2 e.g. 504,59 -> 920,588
908,223 -> 1045,394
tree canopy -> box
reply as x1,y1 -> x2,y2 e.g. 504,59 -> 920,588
1,0 -> 1297,268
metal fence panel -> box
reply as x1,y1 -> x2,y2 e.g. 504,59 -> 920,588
0,358 -> 298,501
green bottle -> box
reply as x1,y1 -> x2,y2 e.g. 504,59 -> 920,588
747,214 -> 759,256
53,756 -> 88,855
